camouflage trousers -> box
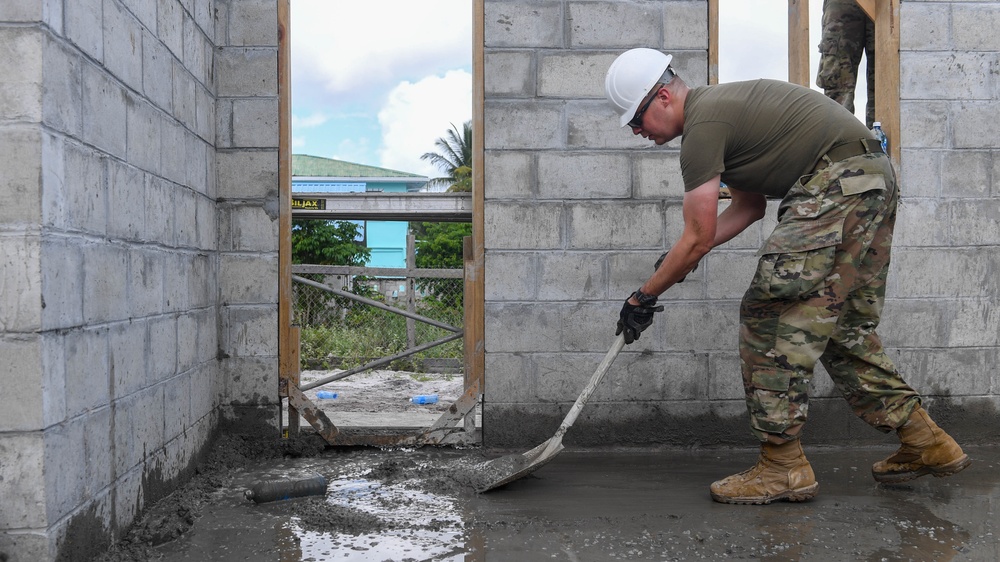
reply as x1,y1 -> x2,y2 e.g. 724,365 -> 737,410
740,147 -> 919,443
817,0 -> 875,127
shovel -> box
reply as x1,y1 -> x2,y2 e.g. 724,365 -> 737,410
461,334 -> 627,493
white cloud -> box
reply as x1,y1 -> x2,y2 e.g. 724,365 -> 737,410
291,0 -> 472,106
291,112 -> 329,129
292,137 -> 306,149
376,70 -> 472,178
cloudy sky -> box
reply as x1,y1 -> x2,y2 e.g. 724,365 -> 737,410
290,0 -> 865,180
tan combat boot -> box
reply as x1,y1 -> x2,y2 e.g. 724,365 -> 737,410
710,440 -> 819,505
872,405 -> 970,484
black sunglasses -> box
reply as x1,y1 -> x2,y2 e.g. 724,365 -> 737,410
627,89 -> 658,129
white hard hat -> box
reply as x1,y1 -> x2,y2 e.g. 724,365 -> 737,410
604,48 -> 673,127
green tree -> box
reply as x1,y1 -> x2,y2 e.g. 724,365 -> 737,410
420,121 -> 472,191
414,222 -> 471,308
291,219 -> 369,266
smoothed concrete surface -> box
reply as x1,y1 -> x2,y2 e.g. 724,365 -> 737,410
144,444 -> 999,561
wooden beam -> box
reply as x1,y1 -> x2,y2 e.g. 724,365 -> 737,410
787,0 -> 810,86
469,0 -> 486,409
708,0 -> 719,84
855,0 -> 876,21
874,0 -> 900,166
277,0 -> 297,435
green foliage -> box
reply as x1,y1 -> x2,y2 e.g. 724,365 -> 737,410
413,222 -> 471,308
420,121 -> 472,191
291,219 -> 370,266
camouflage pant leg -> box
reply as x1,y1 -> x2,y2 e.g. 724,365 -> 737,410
817,0 -> 876,127
740,151 -> 919,442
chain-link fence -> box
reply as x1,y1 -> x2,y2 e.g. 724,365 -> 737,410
292,268 -> 465,373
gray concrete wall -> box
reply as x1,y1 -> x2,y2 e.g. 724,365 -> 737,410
0,1 -> 280,560
481,0 -> 1000,448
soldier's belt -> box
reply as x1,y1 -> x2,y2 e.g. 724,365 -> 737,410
813,138 -> 884,173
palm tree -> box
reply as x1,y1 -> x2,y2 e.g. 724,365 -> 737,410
420,121 -> 472,192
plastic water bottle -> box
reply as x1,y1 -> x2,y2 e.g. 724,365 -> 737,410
872,122 -> 888,154
244,473 -> 327,503
316,390 -> 338,399
411,394 -> 438,405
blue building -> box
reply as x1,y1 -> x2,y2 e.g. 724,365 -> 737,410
292,154 -> 428,268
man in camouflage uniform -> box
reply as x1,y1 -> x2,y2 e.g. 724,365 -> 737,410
604,48 -> 969,505
817,0 -> 875,127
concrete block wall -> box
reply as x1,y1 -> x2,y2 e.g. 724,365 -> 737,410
481,0 -> 1000,448
0,1 -> 280,560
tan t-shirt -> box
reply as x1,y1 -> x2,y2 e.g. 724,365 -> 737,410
680,79 -> 873,197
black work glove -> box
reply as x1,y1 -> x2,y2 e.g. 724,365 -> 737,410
616,293 -> 664,344
654,251 -> 699,282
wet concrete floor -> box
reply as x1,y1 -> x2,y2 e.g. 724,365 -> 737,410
151,445 -> 998,561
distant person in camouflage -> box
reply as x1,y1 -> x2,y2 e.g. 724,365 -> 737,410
604,48 -> 969,505
817,0 -> 875,127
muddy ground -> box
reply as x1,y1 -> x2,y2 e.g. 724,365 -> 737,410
95,371 -> 1000,561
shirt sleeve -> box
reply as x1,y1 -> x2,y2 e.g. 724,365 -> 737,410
680,121 -> 731,191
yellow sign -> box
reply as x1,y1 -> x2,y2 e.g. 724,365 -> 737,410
292,198 -> 325,210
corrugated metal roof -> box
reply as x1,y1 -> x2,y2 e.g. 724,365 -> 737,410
292,154 -> 425,179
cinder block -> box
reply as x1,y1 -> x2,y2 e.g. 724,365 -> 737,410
63,326 -> 110,417
708,351 -> 742,400
941,150 -> 991,197
177,313 -> 198,374
484,202 -> 563,249
163,370 -> 191,440
65,0 -> 103,61
144,176 -> 175,245
120,0 -> 156,32
483,352 -> 535,401
221,305 -> 278,358
667,50 -> 709,88
0,126 -> 42,225
879,299 -> 951,349
82,243 -> 129,323
892,198 -> 949,247
142,30 -> 173,114
190,362 -> 220,419
112,466 -> 143,531
224,357 -> 278,405
664,1 -> 708,50
231,97 -> 278,148
103,0 -> 143,91
149,315 -> 177,384
715,199 -> 765,250
112,386 -> 165,477
218,204 -> 279,252
538,52 -> 617,98
536,251 -> 607,301
0,338 -> 42,431
189,0 -> 214,42
40,237 -> 85,330
950,199 -> 1000,246
193,308 -> 217,365
45,139 -> 106,235
899,100 -> 947,149
485,1 -> 563,48
953,101 -> 1000,149
485,101 -> 562,149
0,433 -> 46,529
485,51 -> 534,97
194,193 -> 216,251
608,250 -> 706,301
484,150 -> 533,200
484,302 -> 562,352
173,187 -> 197,248
107,159 -> 144,240
0,0 -> 41,20
568,201 -> 662,249
216,47 -> 277,97
484,251 -> 537,301
894,348 -> 996,396
219,253 -> 278,304
46,409 -> 113,523
184,132 -> 210,196
0,28 -> 42,122
898,148 -> 940,198
110,319 -> 148,399
182,14 -> 210,86
537,152 -> 630,199
948,298 -> 1000,347
157,0 -> 183,59
661,300 -> 741,353
172,61 -> 197,131
558,301 -> 630,352
194,81 -> 215,141
160,119 -> 187,188
705,249 -> 758,300
162,252 -> 190,312
82,63 -> 127,159
566,100 -> 676,150
634,150 -> 683,199
567,2 -> 660,48
0,234 -> 41,332
216,150 -> 277,199
900,2 -> 951,51
953,4 -> 1000,51
126,97 -> 162,175
227,0 -> 278,47
43,36 -> 83,136
901,52 -> 992,102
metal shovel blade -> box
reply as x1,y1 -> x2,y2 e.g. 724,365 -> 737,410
459,335 -> 626,493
